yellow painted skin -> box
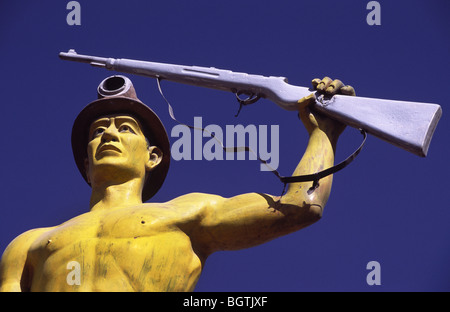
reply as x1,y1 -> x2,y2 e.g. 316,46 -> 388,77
0,78 -> 355,292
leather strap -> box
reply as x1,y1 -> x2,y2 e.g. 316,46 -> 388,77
276,129 -> 366,195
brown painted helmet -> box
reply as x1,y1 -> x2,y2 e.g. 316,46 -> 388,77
71,75 -> 170,202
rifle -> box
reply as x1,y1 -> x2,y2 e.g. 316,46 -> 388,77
59,49 -> 441,157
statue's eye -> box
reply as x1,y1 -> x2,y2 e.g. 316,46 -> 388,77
119,125 -> 135,134
92,128 -> 105,138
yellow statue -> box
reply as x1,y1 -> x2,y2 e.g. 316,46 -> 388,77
0,75 -> 354,291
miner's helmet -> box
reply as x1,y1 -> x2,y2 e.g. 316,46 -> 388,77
71,75 -> 170,202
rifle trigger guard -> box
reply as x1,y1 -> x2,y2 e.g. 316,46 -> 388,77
234,91 -> 261,117
235,91 -> 261,106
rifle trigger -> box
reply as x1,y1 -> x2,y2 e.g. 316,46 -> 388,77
234,91 -> 261,117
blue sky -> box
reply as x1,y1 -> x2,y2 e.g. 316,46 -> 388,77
1,0 -> 449,291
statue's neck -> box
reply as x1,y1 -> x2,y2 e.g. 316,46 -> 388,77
89,178 -> 144,211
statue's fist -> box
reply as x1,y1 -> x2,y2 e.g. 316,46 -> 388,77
297,77 -> 355,136
312,77 -> 355,97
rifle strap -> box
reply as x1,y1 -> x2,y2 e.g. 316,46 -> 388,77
156,78 -> 366,196
277,129 -> 366,195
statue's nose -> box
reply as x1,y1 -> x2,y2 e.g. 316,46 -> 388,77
101,125 -> 119,143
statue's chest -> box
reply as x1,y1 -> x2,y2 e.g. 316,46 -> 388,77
27,208 -> 199,291
97,207 -> 181,239
30,207 -> 185,259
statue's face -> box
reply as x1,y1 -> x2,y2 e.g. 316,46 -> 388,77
85,114 -> 159,184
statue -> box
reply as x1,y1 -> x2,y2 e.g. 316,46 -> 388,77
0,75 -> 354,291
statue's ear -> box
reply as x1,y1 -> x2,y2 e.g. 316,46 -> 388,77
84,158 -> 91,184
146,146 -> 163,172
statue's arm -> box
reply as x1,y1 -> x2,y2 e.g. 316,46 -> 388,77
189,78 -> 355,254
193,124 -> 335,253
0,228 -> 49,292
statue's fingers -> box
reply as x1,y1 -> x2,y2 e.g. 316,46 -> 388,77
325,79 -> 344,96
311,78 -> 321,90
340,85 -> 356,96
316,77 -> 333,92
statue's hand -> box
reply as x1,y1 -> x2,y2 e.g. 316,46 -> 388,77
297,77 -> 355,137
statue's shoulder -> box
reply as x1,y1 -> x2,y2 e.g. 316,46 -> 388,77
11,227 -> 54,243
164,192 -> 225,207
2,227 -> 54,258
138,193 -> 226,218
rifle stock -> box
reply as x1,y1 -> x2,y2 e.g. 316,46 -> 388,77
59,49 -> 442,157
